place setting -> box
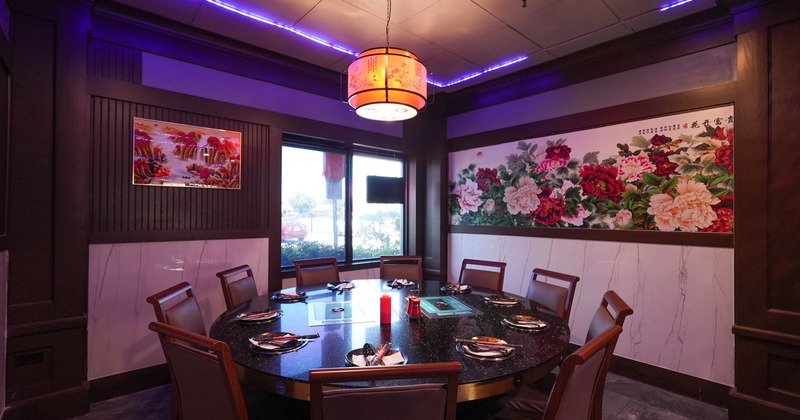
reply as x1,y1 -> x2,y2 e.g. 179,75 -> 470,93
248,331 -> 319,355
271,291 -> 308,303
386,278 -> 415,289
346,342 -> 407,367
440,283 -> 472,294
455,336 -> 520,361
327,281 -> 355,294
234,309 -> 282,324
501,314 -> 549,331
483,294 -> 521,306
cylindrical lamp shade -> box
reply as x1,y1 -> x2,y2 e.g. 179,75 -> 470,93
347,47 -> 427,121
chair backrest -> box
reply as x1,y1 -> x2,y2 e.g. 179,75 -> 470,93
216,264 -> 258,310
379,255 -> 423,281
585,290 -> 632,420
458,259 -> 506,292
541,325 -> 623,420
309,362 -> 461,420
146,282 -> 206,336
294,257 -> 340,287
585,290 -> 633,343
526,268 -> 580,322
149,322 -> 248,420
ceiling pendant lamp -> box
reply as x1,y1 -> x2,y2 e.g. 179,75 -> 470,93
347,0 -> 427,121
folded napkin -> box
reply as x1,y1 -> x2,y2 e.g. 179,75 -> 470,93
351,350 -> 405,366
506,314 -> 548,328
272,292 -> 307,301
236,310 -> 281,322
485,295 -> 520,305
388,278 -> 414,288
463,342 -> 513,357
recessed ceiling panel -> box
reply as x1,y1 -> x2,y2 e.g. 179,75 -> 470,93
546,23 -> 633,58
623,0 -> 718,32
604,0 -> 716,20
450,25 -> 541,68
216,0 -> 324,25
295,0 -> 388,52
423,52 -> 482,85
341,0 -> 439,24
399,0 -> 505,50
507,0 -> 619,48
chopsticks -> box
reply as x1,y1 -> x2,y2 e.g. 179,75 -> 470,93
455,338 -> 522,348
370,342 -> 392,366
238,309 -> 282,320
254,333 -> 319,343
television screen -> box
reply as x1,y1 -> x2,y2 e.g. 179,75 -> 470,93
366,176 -> 405,204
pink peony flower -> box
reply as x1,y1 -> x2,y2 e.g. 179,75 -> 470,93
483,198 -> 496,213
647,179 -> 720,232
617,155 -> 656,182
453,179 -> 483,215
535,158 -> 567,174
503,175 -> 541,215
563,205 -> 591,226
614,209 -> 633,228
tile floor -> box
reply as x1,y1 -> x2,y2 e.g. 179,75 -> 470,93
69,373 -> 728,420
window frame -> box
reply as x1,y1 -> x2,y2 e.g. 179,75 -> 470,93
280,134 -> 408,275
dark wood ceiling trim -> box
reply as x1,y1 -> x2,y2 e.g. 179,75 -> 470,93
91,0 -> 343,100
444,7 -> 735,115
449,82 -> 736,151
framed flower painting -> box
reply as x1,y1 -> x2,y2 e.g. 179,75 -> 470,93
132,117 -> 241,189
449,105 -> 734,233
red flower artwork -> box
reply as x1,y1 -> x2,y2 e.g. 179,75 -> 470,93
533,196 -> 567,225
545,144 -> 572,160
579,165 -> 625,201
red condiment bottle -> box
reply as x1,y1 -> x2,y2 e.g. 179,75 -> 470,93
380,293 -> 391,324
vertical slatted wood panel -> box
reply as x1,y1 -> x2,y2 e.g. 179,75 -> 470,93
90,96 -> 270,241
88,39 -> 141,84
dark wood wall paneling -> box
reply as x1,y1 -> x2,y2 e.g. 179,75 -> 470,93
5,0 -> 91,418
448,83 -> 736,249
0,21 -> 11,252
90,96 -> 271,243
729,0 -> 800,419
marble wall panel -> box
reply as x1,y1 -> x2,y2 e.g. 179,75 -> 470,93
87,238 -> 269,380
449,233 -> 734,385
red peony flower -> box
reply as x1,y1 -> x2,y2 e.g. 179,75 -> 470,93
579,165 -> 625,201
650,134 -> 672,146
533,196 -> 566,225
649,152 -> 678,176
701,207 -> 734,232
538,186 -> 552,197
475,167 -> 500,191
545,145 -> 572,160
714,127 -> 734,144
715,144 -> 733,173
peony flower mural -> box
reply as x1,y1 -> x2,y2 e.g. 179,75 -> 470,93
449,106 -> 734,233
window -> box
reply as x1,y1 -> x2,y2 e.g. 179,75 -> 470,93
280,138 -> 405,268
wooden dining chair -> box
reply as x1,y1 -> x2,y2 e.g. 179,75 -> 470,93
146,281 -> 206,337
379,255 -> 423,281
585,290 -> 633,420
149,322 -> 248,420
294,257 -> 339,287
526,268 -> 580,322
309,362 -> 462,420
502,325 -> 623,420
217,264 -> 258,310
146,282 -> 207,420
458,258 -> 507,292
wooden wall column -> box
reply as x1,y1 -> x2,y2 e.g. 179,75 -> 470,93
5,0 -> 92,418
730,1 -> 800,418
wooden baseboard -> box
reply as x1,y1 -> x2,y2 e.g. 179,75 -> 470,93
728,389 -> 800,420
564,343 -> 730,408
89,364 -> 170,403
2,383 -> 89,420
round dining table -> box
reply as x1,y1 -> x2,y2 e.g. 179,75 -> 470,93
209,279 -> 570,402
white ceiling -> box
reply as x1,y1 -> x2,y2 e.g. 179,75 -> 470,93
108,0 -> 719,91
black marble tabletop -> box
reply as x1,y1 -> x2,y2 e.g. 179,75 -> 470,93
209,279 -> 570,401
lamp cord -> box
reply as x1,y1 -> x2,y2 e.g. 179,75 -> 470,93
386,0 -> 391,47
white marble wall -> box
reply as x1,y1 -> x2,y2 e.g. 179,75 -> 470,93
449,233 -> 734,386
87,238 -> 270,380
87,239 -> 379,381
